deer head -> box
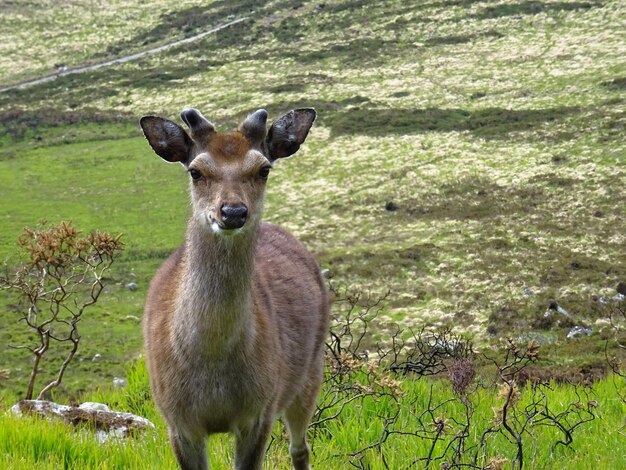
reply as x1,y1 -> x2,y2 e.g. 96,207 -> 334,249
140,108 -> 316,234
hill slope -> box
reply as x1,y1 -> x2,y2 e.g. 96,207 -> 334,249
1,0 -> 625,394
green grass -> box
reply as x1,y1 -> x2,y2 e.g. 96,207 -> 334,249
0,0 -> 625,466
1,360 -> 625,469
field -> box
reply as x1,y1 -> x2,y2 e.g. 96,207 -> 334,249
0,0 -> 625,467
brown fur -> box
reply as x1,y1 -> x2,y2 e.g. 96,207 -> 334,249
140,108 -> 327,470
207,131 -> 251,162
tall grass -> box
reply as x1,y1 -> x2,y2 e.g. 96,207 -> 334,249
2,359 -> 625,469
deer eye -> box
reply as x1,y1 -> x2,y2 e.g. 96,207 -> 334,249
188,168 -> 202,181
258,166 -> 271,180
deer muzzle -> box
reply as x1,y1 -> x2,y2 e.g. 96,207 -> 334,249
220,203 -> 248,230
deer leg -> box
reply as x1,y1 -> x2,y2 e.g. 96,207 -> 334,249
234,417 -> 273,470
284,367 -> 323,470
284,401 -> 312,470
169,428 -> 209,470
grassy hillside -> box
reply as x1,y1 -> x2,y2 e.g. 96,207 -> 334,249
0,0 -> 625,402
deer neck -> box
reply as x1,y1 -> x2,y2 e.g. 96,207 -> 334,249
172,218 -> 259,357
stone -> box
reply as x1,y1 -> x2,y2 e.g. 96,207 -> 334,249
385,201 -> 399,212
566,326 -> 592,339
544,300 -> 572,319
79,402 -> 110,412
10,400 -> 155,443
112,377 -> 127,388
126,282 -> 138,291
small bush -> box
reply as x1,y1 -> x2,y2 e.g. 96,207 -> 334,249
0,221 -> 123,400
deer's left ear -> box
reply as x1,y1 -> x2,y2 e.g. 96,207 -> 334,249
266,108 -> 316,162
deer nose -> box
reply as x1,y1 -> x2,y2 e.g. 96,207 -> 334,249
220,203 -> 248,229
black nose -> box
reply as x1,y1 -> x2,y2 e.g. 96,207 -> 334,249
220,203 -> 248,229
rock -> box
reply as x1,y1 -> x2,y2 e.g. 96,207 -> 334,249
544,300 -> 572,319
79,402 -> 110,413
126,282 -> 138,291
92,353 -> 102,362
614,293 -> 626,303
385,201 -> 399,212
523,288 -> 534,296
112,377 -> 127,388
11,400 -> 155,443
566,326 -> 592,339
320,268 -> 333,279
11,400 -> 69,418
617,282 -> 626,296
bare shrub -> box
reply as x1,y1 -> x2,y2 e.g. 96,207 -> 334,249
0,221 -> 123,399
313,284 -> 598,469
606,301 -> 626,391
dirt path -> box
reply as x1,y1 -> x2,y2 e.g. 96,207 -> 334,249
0,17 -> 249,94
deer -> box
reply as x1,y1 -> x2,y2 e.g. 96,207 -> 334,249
139,107 -> 329,470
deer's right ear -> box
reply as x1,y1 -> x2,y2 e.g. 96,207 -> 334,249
140,116 -> 193,166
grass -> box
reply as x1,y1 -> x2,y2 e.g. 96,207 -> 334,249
1,359 -> 625,469
0,0 -> 625,466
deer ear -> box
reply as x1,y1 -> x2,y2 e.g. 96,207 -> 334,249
266,108 -> 316,161
140,116 -> 193,166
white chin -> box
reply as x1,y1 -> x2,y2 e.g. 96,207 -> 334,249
211,220 -> 224,234
208,218 -> 242,236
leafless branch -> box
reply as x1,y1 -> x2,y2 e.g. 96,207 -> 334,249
0,221 -> 123,399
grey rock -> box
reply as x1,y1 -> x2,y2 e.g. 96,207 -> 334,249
566,326 -> 592,339
11,400 -> 155,443
79,402 -> 110,413
126,282 -> 138,291
544,300 -> 572,319
112,377 -> 127,388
